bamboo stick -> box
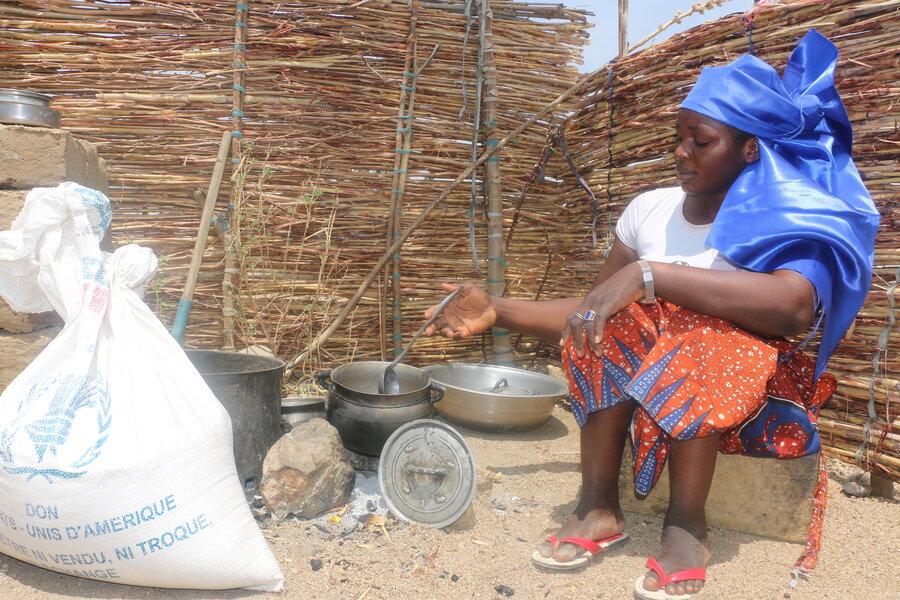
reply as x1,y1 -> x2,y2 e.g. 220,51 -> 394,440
481,0 -> 512,364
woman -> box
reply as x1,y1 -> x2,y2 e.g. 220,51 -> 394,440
424,30 -> 878,599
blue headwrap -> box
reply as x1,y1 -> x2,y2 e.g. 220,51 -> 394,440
680,29 -> 879,379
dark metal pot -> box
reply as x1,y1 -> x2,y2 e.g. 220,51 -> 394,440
185,349 -> 285,499
316,361 -> 444,456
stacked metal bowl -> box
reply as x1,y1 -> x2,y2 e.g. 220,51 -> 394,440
422,363 -> 568,432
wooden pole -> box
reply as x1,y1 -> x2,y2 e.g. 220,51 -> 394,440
618,0 -> 629,56
222,0 -> 248,351
480,0 -> 513,365
384,0 -> 420,359
170,130 -> 232,343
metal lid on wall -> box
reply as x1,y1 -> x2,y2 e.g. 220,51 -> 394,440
377,419 -> 476,528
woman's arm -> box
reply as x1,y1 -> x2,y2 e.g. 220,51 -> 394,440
652,262 -> 816,336
491,239 -> 639,342
567,258 -> 817,356
427,236 -> 815,352
425,240 -> 639,344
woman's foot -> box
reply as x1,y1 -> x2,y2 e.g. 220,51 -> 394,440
535,506 -> 626,563
638,525 -> 711,597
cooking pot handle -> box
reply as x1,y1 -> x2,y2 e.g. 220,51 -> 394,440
429,382 -> 445,404
315,370 -> 333,391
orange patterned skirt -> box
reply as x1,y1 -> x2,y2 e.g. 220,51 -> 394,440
562,300 -> 835,570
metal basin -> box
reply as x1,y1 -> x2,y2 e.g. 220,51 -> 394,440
0,88 -> 60,128
422,363 -> 567,432
281,396 -> 326,428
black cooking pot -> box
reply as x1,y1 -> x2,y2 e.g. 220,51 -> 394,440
316,361 -> 444,456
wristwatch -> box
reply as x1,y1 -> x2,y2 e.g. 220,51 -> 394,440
636,260 -> 656,304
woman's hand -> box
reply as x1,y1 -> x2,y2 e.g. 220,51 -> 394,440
561,262 -> 645,357
423,282 -> 496,339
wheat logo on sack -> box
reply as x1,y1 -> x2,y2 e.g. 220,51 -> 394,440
0,373 -> 111,482
62,182 -> 112,235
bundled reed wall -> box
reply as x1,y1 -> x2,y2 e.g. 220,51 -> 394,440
0,0 -> 590,371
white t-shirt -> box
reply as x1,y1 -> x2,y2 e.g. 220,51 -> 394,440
615,187 -> 738,271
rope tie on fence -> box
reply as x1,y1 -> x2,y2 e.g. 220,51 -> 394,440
556,129 -> 599,249
856,265 -> 898,470
741,11 -> 756,55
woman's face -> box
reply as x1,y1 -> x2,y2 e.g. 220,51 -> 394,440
674,108 -> 756,201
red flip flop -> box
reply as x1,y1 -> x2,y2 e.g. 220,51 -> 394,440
633,557 -> 707,599
531,532 -> 629,570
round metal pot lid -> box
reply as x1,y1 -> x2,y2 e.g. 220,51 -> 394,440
378,419 -> 476,528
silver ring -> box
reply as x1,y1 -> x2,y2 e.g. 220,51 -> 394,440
575,312 -> 585,321
582,310 -> 597,321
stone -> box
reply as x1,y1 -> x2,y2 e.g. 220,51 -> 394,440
869,473 -> 896,499
0,327 -> 62,395
260,418 -> 356,520
348,449 -> 379,472
0,298 -> 62,334
618,446 -> 820,543
0,189 -> 28,229
0,124 -> 108,193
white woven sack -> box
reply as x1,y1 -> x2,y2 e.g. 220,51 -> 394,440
0,183 -> 283,591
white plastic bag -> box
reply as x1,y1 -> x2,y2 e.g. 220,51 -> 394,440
0,183 -> 283,590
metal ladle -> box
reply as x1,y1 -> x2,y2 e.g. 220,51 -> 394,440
379,286 -> 464,395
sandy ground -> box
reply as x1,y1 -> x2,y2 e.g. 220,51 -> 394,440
0,404 -> 897,600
